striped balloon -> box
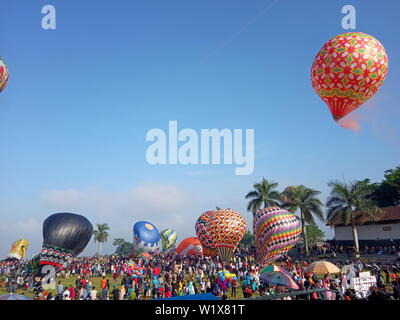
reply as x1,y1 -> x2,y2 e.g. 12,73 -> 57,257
0,57 -> 9,93
253,207 -> 301,266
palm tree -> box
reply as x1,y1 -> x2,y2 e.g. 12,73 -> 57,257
215,206 -> 231,211
245,178 -> 281,215
326,180 -> 380,257
281,185 -> 324,256
93,223 -> 110,255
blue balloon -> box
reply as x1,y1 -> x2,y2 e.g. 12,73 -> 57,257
133,221 -> 161,253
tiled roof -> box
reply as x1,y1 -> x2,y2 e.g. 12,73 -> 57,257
326,206 -> 400,226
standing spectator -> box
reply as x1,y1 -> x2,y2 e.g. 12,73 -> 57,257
101,287 -> 109,300
112,284 -> 120,300
231,277 -> 238,298
119,284 -> 126,300
90,286 -> 98,300
57,281 -> 63,295
68,285 -> 76,300
63,287 -> 71,300
393,279 -> 400,300
100,276 -> 107,291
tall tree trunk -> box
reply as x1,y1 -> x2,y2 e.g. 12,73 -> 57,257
98,242 -> 102,255
301,210 -> 309,256
351,224 -> 360,258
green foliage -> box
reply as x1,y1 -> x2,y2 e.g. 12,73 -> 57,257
93,223 -> 110,244
302,225 -> 325,248
281,185 -> 323,255
93,223 -> 110,255
112,238 -> 134,256
281,185 -> 324,224
326,180 -> 380,226
112,238 -> 125,247
215,206 -> 231,211
326,180 -> 380,255
240,230 -> 254,247
245,178 -> 281,215
371,166 -> 400,207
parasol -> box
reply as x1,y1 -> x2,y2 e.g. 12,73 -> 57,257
304,261 -> 341,274
260,265 -> 299,290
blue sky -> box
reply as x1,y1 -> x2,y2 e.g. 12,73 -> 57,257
0,0 -> 399,257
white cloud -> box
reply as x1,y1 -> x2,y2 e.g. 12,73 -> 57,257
40,183 -> 204,256
14,218 -> 41,233
0,182 -> 334,259
1,182 -> 270,258
0,218 -> 42,259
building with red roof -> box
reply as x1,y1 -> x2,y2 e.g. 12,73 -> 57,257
326,206 -> 400,245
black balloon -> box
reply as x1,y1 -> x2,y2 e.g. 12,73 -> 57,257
40,213 -> 93,271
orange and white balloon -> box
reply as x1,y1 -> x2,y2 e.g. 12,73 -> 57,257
176,237 -> 203,256
208,209 -> 247,265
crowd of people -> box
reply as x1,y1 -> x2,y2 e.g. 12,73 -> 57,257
319,242 -> 400,257
1,245 -> 400,301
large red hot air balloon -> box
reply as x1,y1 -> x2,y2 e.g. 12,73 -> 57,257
0,57 -> 9,93
208,209 -> 247,265
195,211 -> 218,257
311,32 -> 388,122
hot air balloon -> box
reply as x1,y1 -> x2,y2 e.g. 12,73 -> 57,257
40,213 -> 93,272
195,211 -> 218,257
253,207 -> 301,267
208,209 -> 247,264
8,239 -> 29,260
176,237 -> 203,256
311,32 -> 388,122
0,57 -> 9,93
133,221 -> 161,254
160,228 -> 177,252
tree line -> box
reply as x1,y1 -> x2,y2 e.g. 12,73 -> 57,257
245,165 -> 400,257
91,165 -> 400,258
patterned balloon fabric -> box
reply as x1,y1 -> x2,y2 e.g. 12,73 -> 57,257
195,211 -> 218,257
40,213 -> 93,272
176,237 -> 203,256
133,221 -> 161,254
311,32 -> 388,121
160,228 -> 177,252
208,209 -> 247,265
253,207 -> 301,267
126,260 -> 145,278
0,57 -> 9,93
8,239 -> 29,260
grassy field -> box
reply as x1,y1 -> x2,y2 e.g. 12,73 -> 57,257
1,270 -> 397,300
0,274 -> 248,300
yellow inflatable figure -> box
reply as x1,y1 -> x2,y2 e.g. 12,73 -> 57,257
9,239 -> 29,260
